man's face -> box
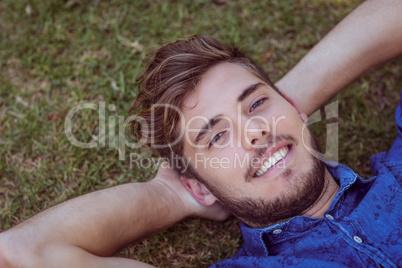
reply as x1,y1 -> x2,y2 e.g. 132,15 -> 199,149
181,63 -> 325,228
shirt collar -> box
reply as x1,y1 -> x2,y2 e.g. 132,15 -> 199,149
239,162 -> 359,257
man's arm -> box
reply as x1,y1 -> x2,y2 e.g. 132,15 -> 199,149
276,0 -> 402,115
0,166 -> 229,268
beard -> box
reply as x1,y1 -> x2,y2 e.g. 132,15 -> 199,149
201,129 -> 326,228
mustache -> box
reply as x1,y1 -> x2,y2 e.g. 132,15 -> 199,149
245,134 -> 297,180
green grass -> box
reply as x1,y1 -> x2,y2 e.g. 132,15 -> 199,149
0,0 -> 401,267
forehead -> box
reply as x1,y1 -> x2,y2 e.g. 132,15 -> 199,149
183,62 -> 266,117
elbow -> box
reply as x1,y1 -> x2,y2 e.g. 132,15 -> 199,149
0,231 -> 23,268
0,231 -> 42,268
0,232 -> 15,268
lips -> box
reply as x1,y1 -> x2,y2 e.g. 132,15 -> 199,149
246,135 -> 297,180
255,146 -> 289,177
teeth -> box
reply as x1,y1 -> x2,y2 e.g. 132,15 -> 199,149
269,157 -> 276,166
279,148 -> 286,157
275,153 -> 281,161
255,146 -> 289,177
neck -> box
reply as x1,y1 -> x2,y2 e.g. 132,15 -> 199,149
303,168 -> 339,218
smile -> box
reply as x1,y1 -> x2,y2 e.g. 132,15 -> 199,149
255,146 -> 289,177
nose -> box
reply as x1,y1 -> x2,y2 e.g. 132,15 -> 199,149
242,116 -> 270,150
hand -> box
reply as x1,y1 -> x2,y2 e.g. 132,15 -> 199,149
152,163 -> 231,221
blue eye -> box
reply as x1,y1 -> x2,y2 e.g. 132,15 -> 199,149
250,98 -> 268,112
208,132 -> 224,148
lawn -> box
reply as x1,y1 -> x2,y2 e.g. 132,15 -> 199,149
0,0 -> 401,267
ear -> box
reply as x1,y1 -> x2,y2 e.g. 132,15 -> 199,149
180,177 -> 218,206
280,91 -> 308,123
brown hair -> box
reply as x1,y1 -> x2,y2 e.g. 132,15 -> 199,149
129,35 -> 278,178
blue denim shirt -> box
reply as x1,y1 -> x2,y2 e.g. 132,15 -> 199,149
212,91 -> 402,268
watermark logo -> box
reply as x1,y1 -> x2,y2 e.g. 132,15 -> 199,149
64,101 -> 339,168
302,101 -> 339,165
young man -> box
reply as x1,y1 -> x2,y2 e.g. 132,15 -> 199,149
131,33 -> 401,267
130,35 -> 338,230
0,1 -> 401,267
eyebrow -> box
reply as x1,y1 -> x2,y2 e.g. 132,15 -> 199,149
194,114 -> 224,145
194,82 -> 266,145
237,82 -> 265,102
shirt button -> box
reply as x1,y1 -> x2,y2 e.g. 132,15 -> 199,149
353,236 -> 363,243
325,214 -> 334,220
273,229 -> 282,234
